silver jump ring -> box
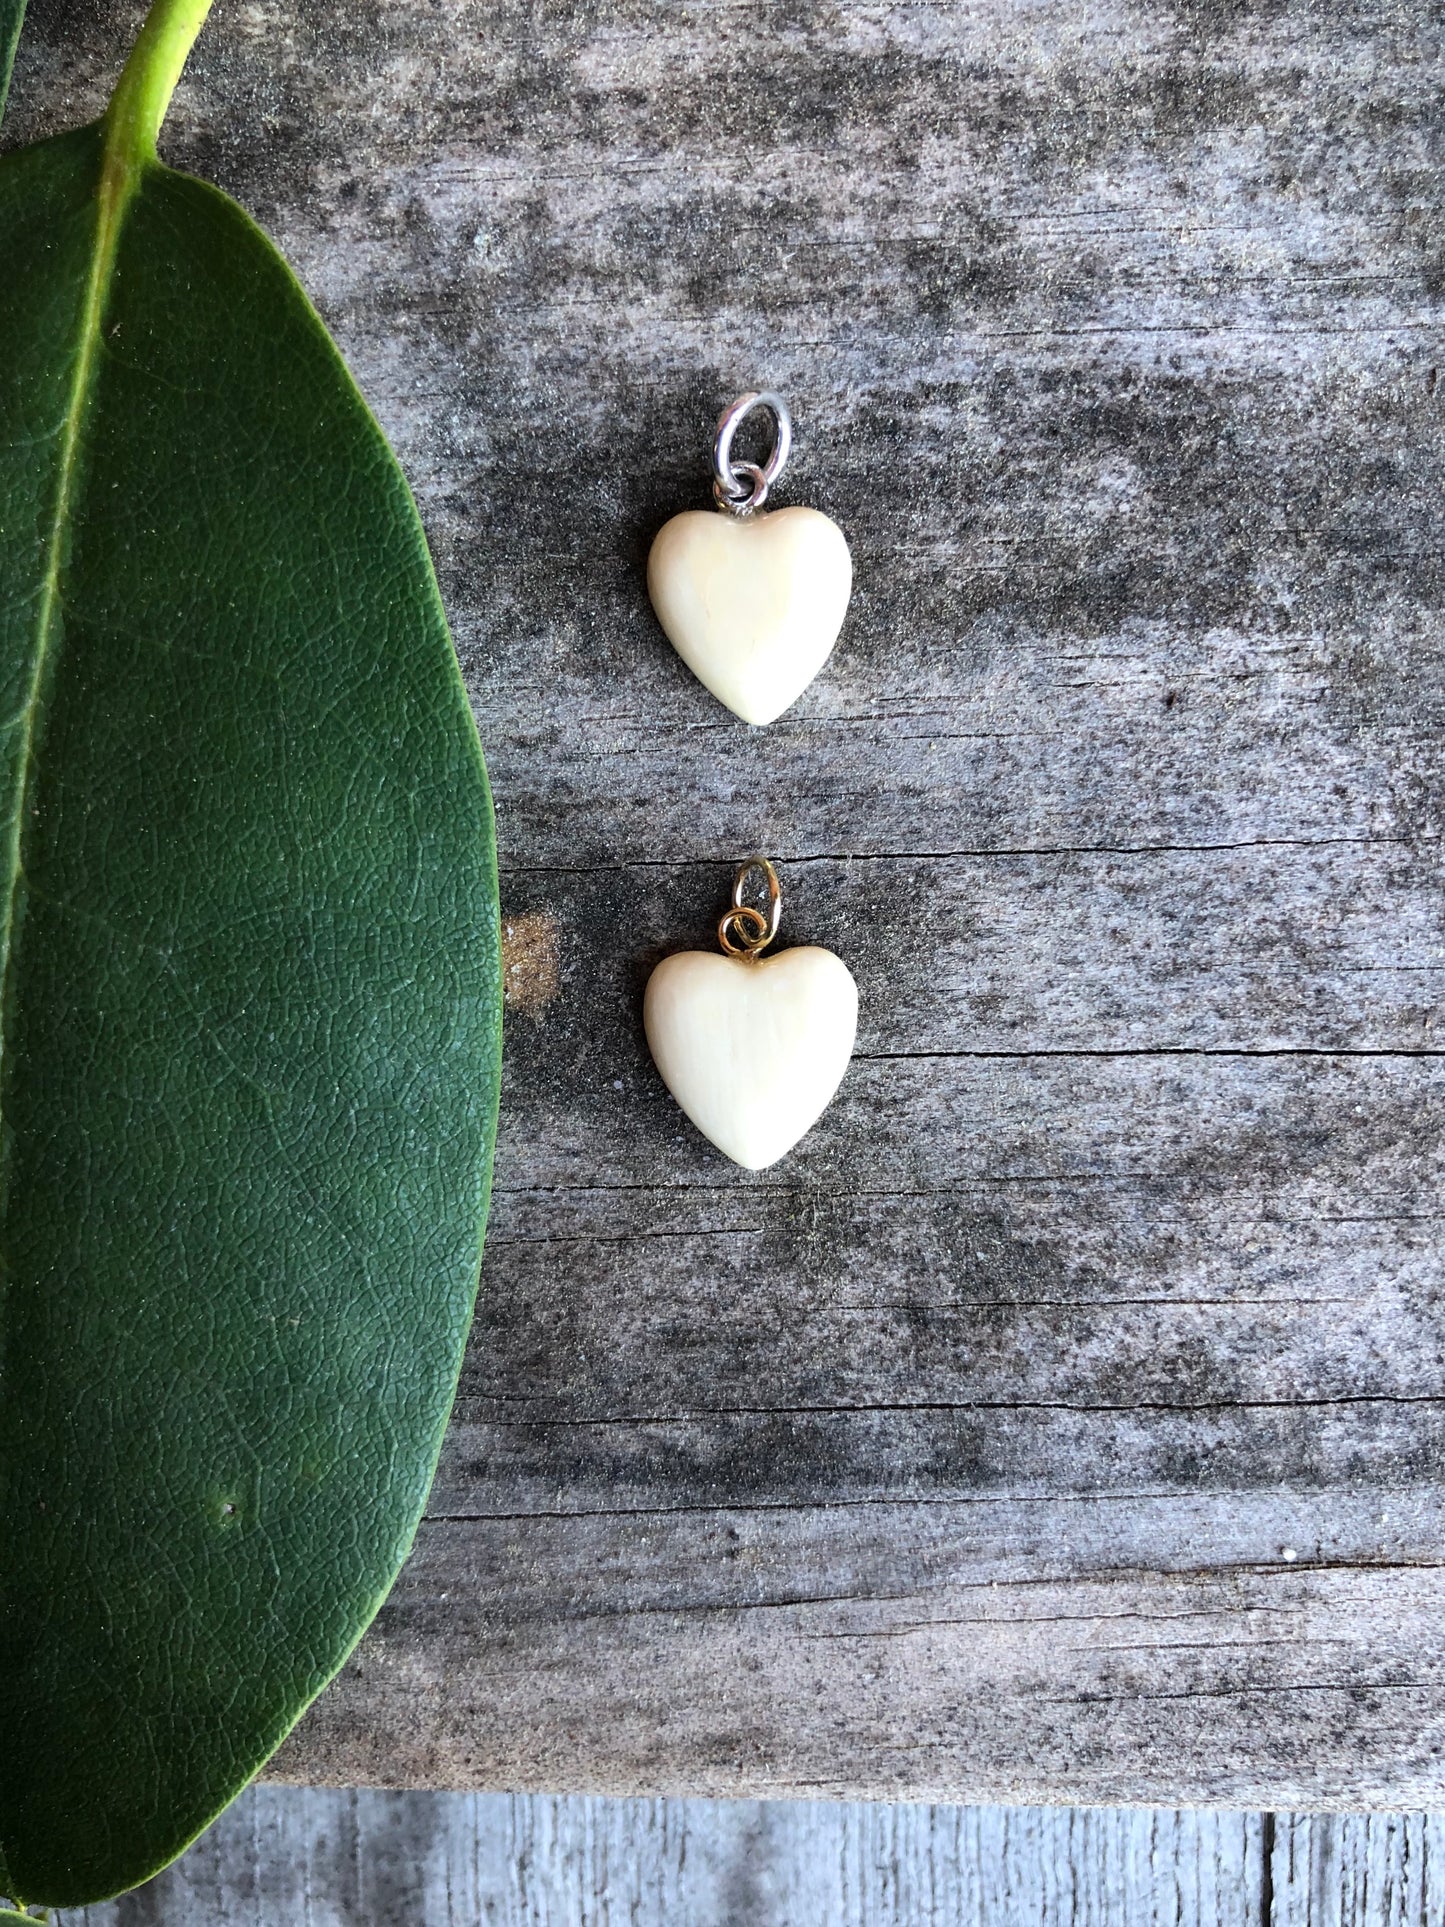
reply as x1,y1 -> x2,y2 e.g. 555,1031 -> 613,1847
713,460 -> 769,515
712,391 -> 792,518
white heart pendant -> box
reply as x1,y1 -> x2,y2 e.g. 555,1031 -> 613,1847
643,858 -> 858,1170
645,948 -> 857,1170
647,505 -> 853,725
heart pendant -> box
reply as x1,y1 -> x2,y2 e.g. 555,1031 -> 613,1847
647,505 -> 853,725
644,858 -> 858,1170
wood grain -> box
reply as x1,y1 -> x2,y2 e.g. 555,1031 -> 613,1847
8,0 -> 1445,1804
65,1787 -> 1268,1926
63,1789 -> 1445,1926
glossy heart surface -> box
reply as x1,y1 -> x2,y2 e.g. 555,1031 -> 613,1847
643,946 -> 857,1169
646,505 -> 852,725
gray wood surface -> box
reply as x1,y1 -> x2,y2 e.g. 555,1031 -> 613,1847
62,1790 -> 1445,1926
8,0 -> 1445,1807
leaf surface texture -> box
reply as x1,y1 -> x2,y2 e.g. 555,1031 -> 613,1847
0,123 -> 501,1906
0,0 -> 24,123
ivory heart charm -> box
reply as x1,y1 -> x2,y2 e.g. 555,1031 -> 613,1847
645,855 -> 858,1170
647,506 -> 853,726
644,946 -> 858,1170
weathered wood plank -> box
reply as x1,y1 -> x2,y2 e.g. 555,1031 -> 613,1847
1272,1813 -> 1445,1926
8,0 -> 1445,1805
65,1789 -> 1445,1926
276,1496 -> 1445,1808
68,1788 -> 1269,1926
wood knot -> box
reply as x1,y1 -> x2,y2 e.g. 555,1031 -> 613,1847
501,911 -> 561,1017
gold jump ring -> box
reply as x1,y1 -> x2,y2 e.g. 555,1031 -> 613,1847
717,903 -> 769,957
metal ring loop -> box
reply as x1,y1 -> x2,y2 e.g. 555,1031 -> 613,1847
718,903 -> 769,957
730,855 -> 782,951
712,461 -> 769,516
712,392 -> 792,518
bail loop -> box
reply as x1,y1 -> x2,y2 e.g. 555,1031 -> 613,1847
717,855 -> 782,958
712,392 -> 792,518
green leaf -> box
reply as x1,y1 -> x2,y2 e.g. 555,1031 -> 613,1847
0,0 -> 25,127
0,0 -> 501,1907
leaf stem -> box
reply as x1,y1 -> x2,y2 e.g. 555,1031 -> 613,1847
102,0 -> 215,165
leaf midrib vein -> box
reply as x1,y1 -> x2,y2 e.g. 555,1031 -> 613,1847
0,138 -> 140,1051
